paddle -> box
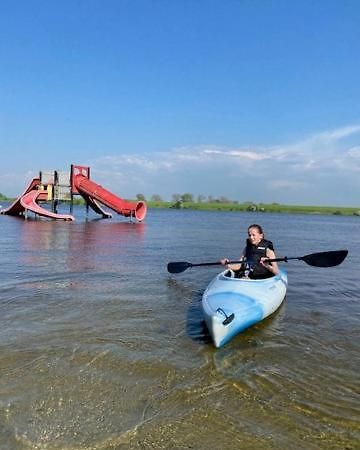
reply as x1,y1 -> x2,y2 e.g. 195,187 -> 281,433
167,250 -> 348,274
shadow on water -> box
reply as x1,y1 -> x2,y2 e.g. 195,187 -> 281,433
166,278 -> 213,345
186,293 -> 213,345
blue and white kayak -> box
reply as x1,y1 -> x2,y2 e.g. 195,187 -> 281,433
202,269 -> 288,348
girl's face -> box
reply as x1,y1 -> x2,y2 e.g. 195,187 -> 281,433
248,227 -> 263,246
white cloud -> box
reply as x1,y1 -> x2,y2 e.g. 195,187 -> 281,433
268,180 -> 308,190
202,148 -> 269,161
2,124 -> 360,206
315,125 -> 360,141
348,146 -> 360,158
83,124 -> 360,205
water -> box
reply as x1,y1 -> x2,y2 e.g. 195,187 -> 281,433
0,206 -> 359,449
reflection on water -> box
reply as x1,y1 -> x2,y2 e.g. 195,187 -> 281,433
11,217 -> 145,282
0,209 -> 359,449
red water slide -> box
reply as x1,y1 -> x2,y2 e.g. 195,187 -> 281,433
0,177 -> 40,215
80,192 -> 113,219
0,178 -> 74,220
73,174 -> 147,221
20,190 -> 74,220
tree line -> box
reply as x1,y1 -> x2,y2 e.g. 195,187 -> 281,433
136,193 -> 239,204
0,191 -> 237,204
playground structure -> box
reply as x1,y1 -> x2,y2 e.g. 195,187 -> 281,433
0,164 -> 147,222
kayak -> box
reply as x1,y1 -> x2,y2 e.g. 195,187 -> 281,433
202,269 -> 288,348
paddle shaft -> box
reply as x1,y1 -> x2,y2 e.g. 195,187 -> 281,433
191,260 -> 245,268
193,250 -> 348,267
167,250 -> 348,273
181,256 -> 334,268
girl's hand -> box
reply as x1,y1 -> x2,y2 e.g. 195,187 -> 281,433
220,258 -> 229,265
260,257 -> 271,269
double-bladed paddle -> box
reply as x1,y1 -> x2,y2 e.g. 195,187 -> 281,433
167,250 -> 348,274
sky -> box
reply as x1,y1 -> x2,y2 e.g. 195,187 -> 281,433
1,0 -> 360,206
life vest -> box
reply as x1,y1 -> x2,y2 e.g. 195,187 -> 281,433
245,238 -> 275,279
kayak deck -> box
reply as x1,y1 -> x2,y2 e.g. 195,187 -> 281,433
202,269 -> 288,348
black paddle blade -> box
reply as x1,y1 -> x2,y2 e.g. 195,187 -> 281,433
167,261 -> 193,273
301,250 -> 348,267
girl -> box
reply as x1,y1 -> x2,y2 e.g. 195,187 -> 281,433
221,224 -> 279,279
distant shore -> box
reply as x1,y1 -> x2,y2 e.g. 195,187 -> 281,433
146,201 -> 360,216
1,197 -> 359,217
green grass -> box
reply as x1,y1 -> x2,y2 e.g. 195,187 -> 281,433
145,201 -> 360,216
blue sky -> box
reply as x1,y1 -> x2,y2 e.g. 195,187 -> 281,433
1,0 -> 360,206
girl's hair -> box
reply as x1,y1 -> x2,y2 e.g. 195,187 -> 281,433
248,224 -> 264,235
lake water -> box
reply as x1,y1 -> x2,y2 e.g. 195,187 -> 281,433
0,206 -> 359,450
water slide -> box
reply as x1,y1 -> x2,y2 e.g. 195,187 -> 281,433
80,192 -> 113,219
0,178 -> 75,221
20,190 -> 74,220
0,177 -> 40,215
73,174 -> 147,221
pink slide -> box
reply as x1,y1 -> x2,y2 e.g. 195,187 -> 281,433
0,177 -> 40,215
0,178 -> 74,220
73,174 -> 147,221
20,190 -> 74,220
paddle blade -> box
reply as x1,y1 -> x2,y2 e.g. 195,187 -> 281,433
167,261 -> 192,273
301,250 -> 348,267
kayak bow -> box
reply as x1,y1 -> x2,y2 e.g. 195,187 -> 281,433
202,269 -> 288,348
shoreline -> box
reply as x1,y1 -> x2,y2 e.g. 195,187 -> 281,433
146,201 -> 360,216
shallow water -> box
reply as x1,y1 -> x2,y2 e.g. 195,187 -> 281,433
0,207 -> 359,449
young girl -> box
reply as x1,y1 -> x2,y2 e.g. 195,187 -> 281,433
221,224 -> 279,279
